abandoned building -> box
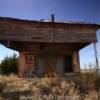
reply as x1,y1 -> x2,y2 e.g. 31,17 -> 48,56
0,16 -> 100,77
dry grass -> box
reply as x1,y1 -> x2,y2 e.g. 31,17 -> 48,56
0,74 -> 100,100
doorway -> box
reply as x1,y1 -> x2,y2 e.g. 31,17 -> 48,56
63,55 -> 73,73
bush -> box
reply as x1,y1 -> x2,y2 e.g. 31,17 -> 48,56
94,75 -> 100,90
0,54 -> 19,75
73,73 -> 97,93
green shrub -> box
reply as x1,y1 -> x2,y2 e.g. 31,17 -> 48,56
0,54 -> 19,75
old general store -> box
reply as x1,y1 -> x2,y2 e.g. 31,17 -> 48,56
0,16 -> 99,76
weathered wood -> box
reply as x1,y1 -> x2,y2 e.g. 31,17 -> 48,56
0,17 -> 98,43
0,17 -> 100,76
93,43 -> 99,74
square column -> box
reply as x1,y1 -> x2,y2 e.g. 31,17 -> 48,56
19,52 -> 25,77
72,51 -> 80,73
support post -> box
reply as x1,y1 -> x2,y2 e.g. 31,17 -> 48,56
72,51 -> 80,73
19,52 -> 25,77
93,42 -> 99,74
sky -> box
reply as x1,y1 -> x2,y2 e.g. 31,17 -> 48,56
0,0 -> 100,69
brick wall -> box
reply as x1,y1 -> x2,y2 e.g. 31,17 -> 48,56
19,50 -> 80,77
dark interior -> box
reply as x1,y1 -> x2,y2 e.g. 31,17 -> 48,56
63,55 -> 73,73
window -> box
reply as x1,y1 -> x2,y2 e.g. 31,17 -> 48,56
24,54 -> 35,76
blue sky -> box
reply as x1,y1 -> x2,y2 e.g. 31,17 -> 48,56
0,0 -> 100,69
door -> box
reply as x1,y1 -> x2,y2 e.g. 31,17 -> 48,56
36,56 -> 45,77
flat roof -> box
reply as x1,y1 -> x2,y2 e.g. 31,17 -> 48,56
0,16 -> 100,29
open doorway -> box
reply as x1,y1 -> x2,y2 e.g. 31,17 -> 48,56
63,55 -> 73,73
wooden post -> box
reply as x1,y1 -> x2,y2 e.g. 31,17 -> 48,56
93,42 -> 99,74
19,52 -> 25,77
